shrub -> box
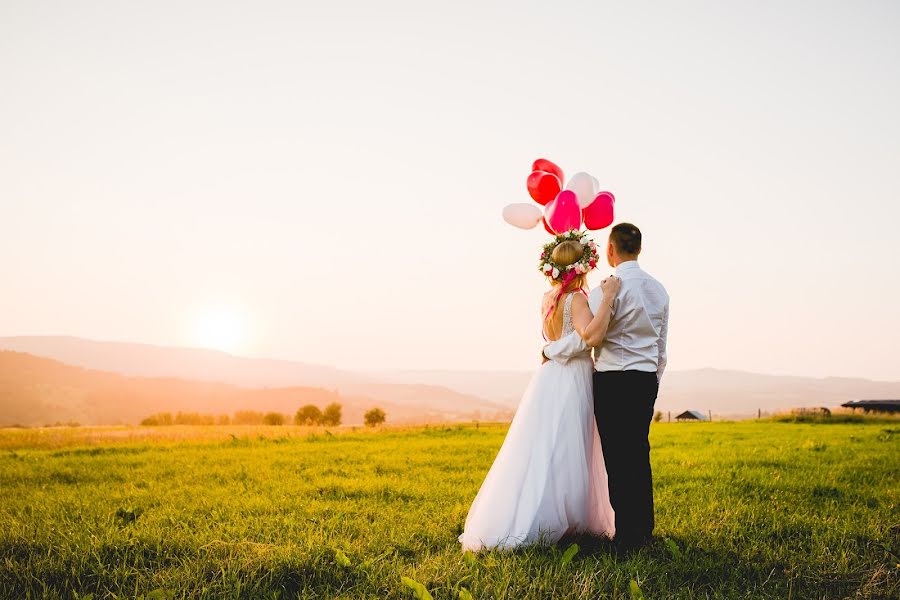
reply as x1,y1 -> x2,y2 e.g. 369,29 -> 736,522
174,412 -> 215,426
321,402 -> 342,427
140,412 -> 174,426
233,411 -> 265,425
772,413 -> 867,424
653,410 -> 663,423
364,408 -> 386,427
295,405 -> 323,426
263,412 -> 286,426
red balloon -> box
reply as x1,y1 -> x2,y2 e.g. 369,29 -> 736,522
545,190 -> 583,234
532,158 -> 564,185
583,191 -> 615,230
542,216 -> 555,234
527,171 -> 561,205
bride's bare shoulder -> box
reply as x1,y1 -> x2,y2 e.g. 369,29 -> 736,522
570,293 -> 590,314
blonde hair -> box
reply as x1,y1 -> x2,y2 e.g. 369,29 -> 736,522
551,240 -> 583,266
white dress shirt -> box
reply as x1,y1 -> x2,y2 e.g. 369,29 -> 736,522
544,261 -> 670,382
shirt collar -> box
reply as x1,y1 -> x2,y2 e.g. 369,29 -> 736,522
616,260 -> 640,275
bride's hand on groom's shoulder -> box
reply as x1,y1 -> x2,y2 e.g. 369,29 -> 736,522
600,276 -> 621,299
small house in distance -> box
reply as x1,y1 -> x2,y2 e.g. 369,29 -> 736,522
675,410 -> 708,422
841,400 -> 900,414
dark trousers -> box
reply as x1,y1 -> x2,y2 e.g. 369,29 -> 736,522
593,370 -> 659,544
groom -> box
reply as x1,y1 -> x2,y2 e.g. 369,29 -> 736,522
543,223 -> 669,550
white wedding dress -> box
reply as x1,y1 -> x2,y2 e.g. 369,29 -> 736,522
459,293 -> 615,552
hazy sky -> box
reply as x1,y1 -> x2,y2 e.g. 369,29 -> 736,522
1,1 -> 899,380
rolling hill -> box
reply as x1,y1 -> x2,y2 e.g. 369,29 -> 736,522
0,351 -> 504,427
2,336 -> 899,420
0,336 -> 366,388
368,368 -> 900,417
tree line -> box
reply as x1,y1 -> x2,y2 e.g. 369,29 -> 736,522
140,404 -> 387,427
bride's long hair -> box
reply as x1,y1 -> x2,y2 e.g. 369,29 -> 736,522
543,240 -> 588,335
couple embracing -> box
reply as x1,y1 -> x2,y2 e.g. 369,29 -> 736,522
459,223 -> 669,553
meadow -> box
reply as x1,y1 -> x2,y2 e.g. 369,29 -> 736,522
0,421 -> 897,599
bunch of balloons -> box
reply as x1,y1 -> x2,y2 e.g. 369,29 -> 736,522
502,158 -> 615,234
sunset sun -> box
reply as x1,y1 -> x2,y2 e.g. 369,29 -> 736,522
191,306 -> 246,354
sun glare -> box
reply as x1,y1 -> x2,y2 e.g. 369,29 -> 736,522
191,306 -> 245,353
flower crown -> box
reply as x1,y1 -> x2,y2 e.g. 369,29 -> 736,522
539,229 -> 600,282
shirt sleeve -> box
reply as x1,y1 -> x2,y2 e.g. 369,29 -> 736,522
587,286 -> 603,318
542,330 -> 588,365
657,300 -> 669,383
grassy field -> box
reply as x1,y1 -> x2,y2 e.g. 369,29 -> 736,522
0,421 -> 897,599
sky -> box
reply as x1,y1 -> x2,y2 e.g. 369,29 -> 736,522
1,1 -> 899,380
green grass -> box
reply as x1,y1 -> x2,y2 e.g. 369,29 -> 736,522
0,422 -> 897,599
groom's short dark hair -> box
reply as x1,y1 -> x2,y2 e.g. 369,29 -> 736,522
610,223 -> 642,255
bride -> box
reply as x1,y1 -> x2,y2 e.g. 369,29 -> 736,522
459,230 -> 620,552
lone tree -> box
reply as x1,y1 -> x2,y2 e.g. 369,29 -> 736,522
321,402 -> 342,426
653,410 -> 663,423
364,407 -> 386,427
263,412 -> 286,426
295,404 -> 323,426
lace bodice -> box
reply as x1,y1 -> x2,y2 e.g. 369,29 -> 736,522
561,292 -> 576,337
551,293 -> 591,361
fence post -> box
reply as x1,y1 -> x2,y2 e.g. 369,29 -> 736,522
708,409 -> 712,422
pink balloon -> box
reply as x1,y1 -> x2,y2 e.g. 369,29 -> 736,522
583,191 -> 615,230
544,190 -> 583,234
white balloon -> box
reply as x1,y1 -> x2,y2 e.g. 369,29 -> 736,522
502,203 -> 542,230
566,172 -> 599,208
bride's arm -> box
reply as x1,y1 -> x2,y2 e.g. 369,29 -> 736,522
542,278 -> 621,364
541,330 -> 587,365
573,277 -> 621,347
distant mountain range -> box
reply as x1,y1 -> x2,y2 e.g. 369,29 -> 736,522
1,335 -> 898,425
0,351 -> 512,427
384,367 -> 900,417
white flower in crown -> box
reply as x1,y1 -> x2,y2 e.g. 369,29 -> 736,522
552,267 -> 560,278
543,263 -> 552,273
